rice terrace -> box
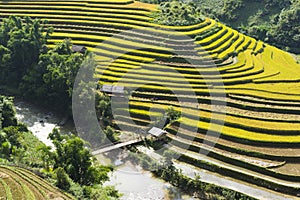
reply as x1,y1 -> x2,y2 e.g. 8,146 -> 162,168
0,165 -> 74,199
0,0 -> 299,199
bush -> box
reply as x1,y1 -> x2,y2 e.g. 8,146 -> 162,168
104,126 -> 120,143
55,167 -> 71,191
166,106 -> 181,122
0,96 -> 17,128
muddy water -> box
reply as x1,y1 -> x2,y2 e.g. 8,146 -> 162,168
97,150 -> 194,200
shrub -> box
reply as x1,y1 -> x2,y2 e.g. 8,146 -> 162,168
166,106 -> 181,122
55,167 -> 71,191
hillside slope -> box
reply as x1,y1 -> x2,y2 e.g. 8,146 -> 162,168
0,165 -> 74,200
0,0 -> 300,197
151,0 -> 299,53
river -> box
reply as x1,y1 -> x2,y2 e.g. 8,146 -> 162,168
14,100 -> 74,148
14,99 -> 193,200
14,99 -> 294,200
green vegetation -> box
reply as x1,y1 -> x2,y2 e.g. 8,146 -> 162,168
0,16 -> 52,87
0,96 -> 120,199
96,91 -> 113,126
0,165 -> 74,200
0,96 -> 45,165
48,129 -> 109,186
142,0 -> 299,53
0,96 -> 17,129
0,16 -> 89,113
139,0 -> 169,4
267,0 -> 300,53
0,0 -> 300,199
165,106 -> 181,122
20,39 -> 86,112
43,128 -> 120,199
150,1 -> 205,26
104,126 -> 120,143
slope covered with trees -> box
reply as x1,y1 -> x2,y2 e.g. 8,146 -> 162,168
0,17 -> 87,112
142,0 -> 300,53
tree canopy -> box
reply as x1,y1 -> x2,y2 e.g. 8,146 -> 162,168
20,39 -> 85,111
0,16 -> 52,86
268,0 -> 300,52
48,128 -> 111,186
0,16 -> 87,112
0,96 -> 17,129
0,96 -> 120,199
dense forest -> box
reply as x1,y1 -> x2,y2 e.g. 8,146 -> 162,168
0,16 -> 87,113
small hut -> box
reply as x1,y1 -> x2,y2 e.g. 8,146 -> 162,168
100,84 -> 125,95
72,45 -> 87,54
101,84 -> 113,93
148,127 -> 167,140
112,85 -> 125,94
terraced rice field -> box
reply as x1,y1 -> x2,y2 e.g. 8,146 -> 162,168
0,165 -> 74,200
1,0 -> 300,197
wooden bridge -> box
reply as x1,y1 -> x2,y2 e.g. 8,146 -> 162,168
91,138 -> 143,155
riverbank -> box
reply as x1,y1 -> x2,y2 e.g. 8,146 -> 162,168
13,97 -> 189,199
12,96 -> 295,200
136,146 -> 295,200
14,99 -> 75,148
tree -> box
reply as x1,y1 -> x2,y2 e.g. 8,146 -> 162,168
165,106 -> 181,122
64,136 -> 92,184
1,141 -> 12,158
268,0 -> 300,53
49,129 -> 112,186
0,16 -> 52,86
96,91 -> 112,127
37,144 -> 55,170
0,96 -> 17,128
104,126 -> 119,143
2,126 -> 21,147
151,1 -> 205,26
20,39 -> 85,111
219,0 -> 244,21
83,185 -> 120,200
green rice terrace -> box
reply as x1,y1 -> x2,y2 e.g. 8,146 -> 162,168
0,165 -> 74,199
1,0 -> 300,198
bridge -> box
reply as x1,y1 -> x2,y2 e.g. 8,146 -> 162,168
91,138 -> 143,155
